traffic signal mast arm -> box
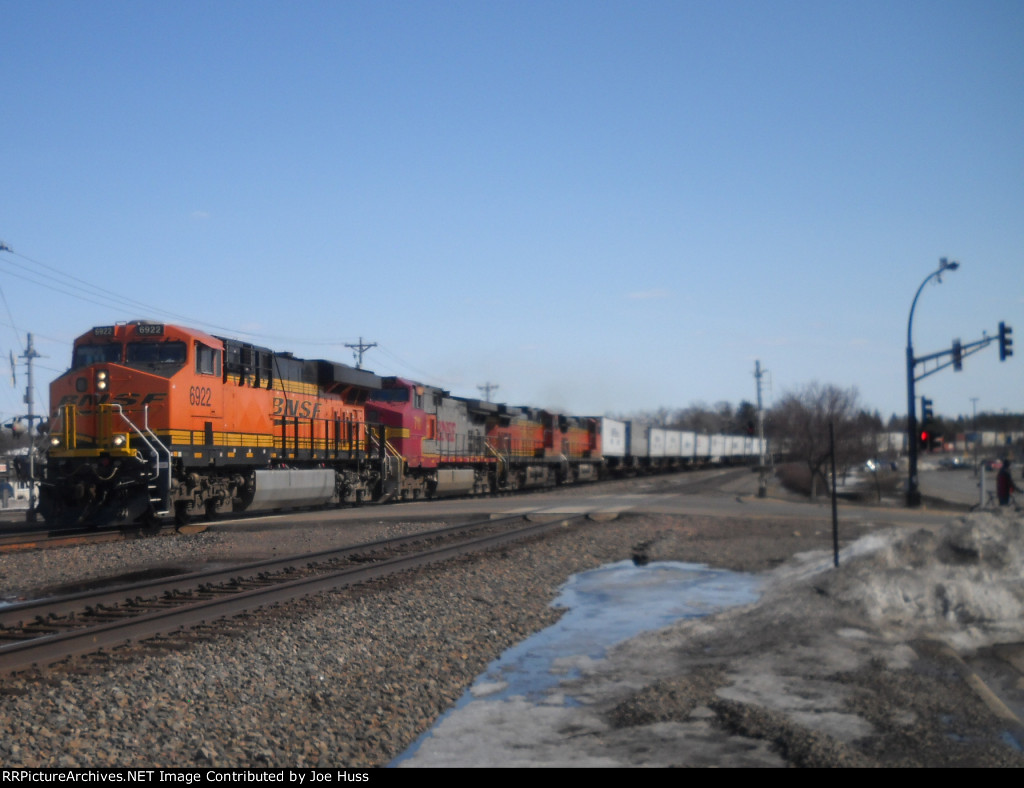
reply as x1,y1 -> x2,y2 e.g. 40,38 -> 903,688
913,334 -> 994,382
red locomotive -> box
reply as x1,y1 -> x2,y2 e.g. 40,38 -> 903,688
365,377 -> 602,499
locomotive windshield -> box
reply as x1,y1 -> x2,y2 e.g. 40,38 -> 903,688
72,343 -> 122,369
126,341 -> 187,365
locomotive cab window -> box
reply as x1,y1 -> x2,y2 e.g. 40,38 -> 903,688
127,341 -> 187,366
72,343 -> 122,369
369,388 -> 409,403
195,342 -> 222,376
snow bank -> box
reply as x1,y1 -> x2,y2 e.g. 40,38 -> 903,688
772,512 -> 1024,650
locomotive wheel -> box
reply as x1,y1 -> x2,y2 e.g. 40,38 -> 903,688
174,502 -> 193,527
137,511 -> 162,536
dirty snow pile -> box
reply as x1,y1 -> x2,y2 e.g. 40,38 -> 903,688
774,511 -> 1024,651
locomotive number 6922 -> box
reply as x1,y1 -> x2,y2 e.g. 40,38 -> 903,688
189,386 -> 212,407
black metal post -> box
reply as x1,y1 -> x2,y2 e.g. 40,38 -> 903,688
830,420 -> 839,568
905,258 -> 958,507
906,345 -> 919,506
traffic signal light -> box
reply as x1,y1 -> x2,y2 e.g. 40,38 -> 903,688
952,339 -> 962,371
999,322 -> 1013,361
919,398 -> 934,451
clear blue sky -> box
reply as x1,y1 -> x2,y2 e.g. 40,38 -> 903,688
2,0 -> 1021,425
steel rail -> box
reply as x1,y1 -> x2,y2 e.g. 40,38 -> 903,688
0,512 -> 539,628
0,522 -> 184,553
0,514 -> 584,675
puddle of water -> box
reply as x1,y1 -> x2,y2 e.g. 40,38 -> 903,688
392,559 -> 761,765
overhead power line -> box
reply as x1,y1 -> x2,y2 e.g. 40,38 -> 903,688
0,239 -> 372,350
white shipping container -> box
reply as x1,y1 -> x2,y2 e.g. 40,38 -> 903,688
649,428 -> 666,458
664,430 -> 682,458
680,431 -> 696,459
628,422 -> 648,458
601,418 -> 627,458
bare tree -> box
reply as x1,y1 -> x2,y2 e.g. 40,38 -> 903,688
672,401 -> 740,434
673,402 -> 716,433
734,400 -> 758,435
771,382 -> 866,499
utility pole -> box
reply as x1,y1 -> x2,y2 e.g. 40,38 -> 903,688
754,360 -> 768,497
344,337 -> 377,369
20,334 -> 42,522
477,382 -> 499,402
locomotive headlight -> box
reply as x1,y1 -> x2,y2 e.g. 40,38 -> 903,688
96,370 -> 108,390
50,436 -> 62,448
111,434 -> 127,448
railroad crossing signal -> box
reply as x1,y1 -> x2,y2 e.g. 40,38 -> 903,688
999,322 -> 1013,361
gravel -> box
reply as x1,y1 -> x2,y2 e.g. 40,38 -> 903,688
2,512 -> 780,767
9,506 -> 992,768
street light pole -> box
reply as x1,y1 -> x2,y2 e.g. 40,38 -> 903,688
905,257 -> 959,506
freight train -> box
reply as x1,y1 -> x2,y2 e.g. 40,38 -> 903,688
39,321 -> 763,527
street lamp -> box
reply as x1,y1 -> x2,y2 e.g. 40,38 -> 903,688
906,257 -> 959,506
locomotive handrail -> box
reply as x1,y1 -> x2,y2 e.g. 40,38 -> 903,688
142,405 -> 173,511
486,440 -> 505,455
110,403 -> 172,514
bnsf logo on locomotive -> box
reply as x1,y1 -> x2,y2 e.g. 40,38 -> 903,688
272,397 -> 323,419
56,392 -> 168,410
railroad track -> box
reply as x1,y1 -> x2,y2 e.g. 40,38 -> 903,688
0,511 -> 588,676
0,518 -> 213,553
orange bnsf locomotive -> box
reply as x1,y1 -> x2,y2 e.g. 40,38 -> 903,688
43,322 -> 383,527
41,321 -> 603,527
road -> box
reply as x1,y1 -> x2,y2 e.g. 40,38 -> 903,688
232,465 -> 970,534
